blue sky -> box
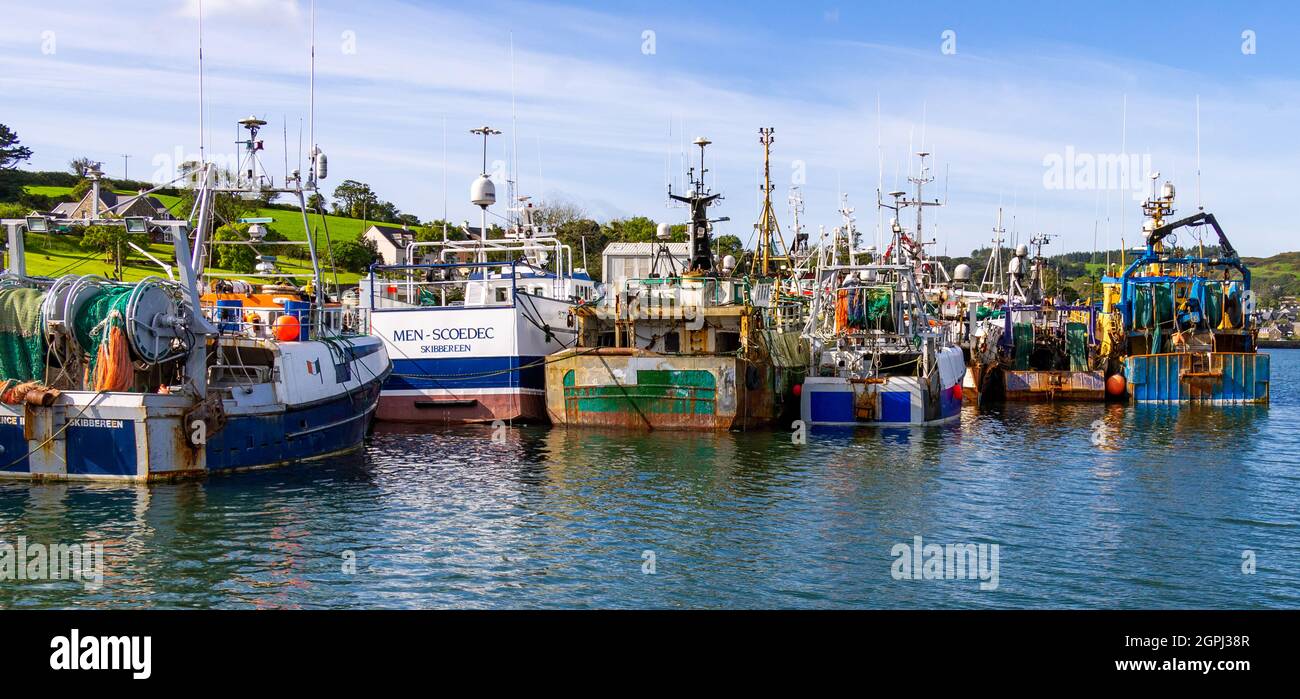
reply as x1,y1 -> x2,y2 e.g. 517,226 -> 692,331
2,0 -> 1298,255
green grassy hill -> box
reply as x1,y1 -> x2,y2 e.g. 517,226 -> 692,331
1241,252 -> 1300,303
17,185 -> 369,287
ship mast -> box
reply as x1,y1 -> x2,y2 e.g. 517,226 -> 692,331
877,152 -> 941,267
753,127 -> 791,277
470,126 -> 501,263
980,208 -> 1007,295
668,137 -> 726,273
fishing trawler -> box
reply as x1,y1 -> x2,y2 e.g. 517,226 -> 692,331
798,154 -> 965,427
358,126 -> 595,424
543,135 -> 803,430
1099,178 -> 1268,403
0,116 -> 389,482
967,234 -> 1105,403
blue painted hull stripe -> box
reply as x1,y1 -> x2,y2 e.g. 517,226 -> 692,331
386,356 -> 546,391
206,379 -> 383,472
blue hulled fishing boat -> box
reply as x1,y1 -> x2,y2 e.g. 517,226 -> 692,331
1100,179 -> 1268,404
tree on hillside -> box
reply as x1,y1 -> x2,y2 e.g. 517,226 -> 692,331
534,199 -> 587,230
210,223 -> 284,273
68,157 -> 97,176
416,219 -> 468,243
71,177 -> 114,201
602,216 -> 659,242
0,124 -> 32,170
333,237 -> 379,273
556,219 -> 605,277
370,199 -> 402,224
714,234 -> 744,265
306,192 -> 326,212
81,224 -> 141,276
331,180 -> 379,219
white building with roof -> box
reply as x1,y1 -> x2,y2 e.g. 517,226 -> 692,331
601,242 -> 689,287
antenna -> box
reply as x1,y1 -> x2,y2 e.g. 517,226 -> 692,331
442,115 -> 448,242
876,92 -> 884,254
197,0 -> 205,164
1195,94 -> 1203,211
307,0 -> 317,188
1120,93 -> 1127,247
510,33 -> 519,226
536,134 -> 544,202
920,100 -> 927,152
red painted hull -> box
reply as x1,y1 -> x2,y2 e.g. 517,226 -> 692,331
376,392 -> 548,424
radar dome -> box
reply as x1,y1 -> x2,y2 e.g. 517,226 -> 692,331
656,222 -> 671,240
953,263 -> 972,282
1015,244 -> 1029,257
470,175 -> 496,207
721,255 -> 737,272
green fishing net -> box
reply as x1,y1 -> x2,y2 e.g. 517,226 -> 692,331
1133,285 -> 1152,329
1203,281 -> 1223,329
1066,322 -> 1088,372
0,287 -> 47,382
1013,322 -> 1033,370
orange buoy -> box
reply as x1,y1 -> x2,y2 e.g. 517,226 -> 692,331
274,314 -> 301,342
1106,373 -> 1126,397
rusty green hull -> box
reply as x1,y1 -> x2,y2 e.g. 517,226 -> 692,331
544,348 -> 794,430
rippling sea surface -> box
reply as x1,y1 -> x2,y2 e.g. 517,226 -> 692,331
2,350 -> 1298,609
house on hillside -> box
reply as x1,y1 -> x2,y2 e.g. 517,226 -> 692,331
601,242 -> 690,287
362,224 -> 423,265
50,189 -> 172,222
362,224 -> 486,266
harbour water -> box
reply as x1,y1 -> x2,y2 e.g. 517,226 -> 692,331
3,350 -> 1297,610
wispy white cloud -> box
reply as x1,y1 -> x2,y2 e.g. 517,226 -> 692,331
176,0 -> 303,20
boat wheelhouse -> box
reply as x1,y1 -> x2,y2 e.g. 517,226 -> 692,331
359,232 -> 594,424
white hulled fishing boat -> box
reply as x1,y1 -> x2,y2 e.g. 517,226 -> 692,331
358,126 -> 595,424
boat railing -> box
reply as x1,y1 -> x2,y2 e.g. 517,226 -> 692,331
205,299 -> 344,342
364,259 -> 526,311
616,275 -> 747,309
403,236 -> 577,281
